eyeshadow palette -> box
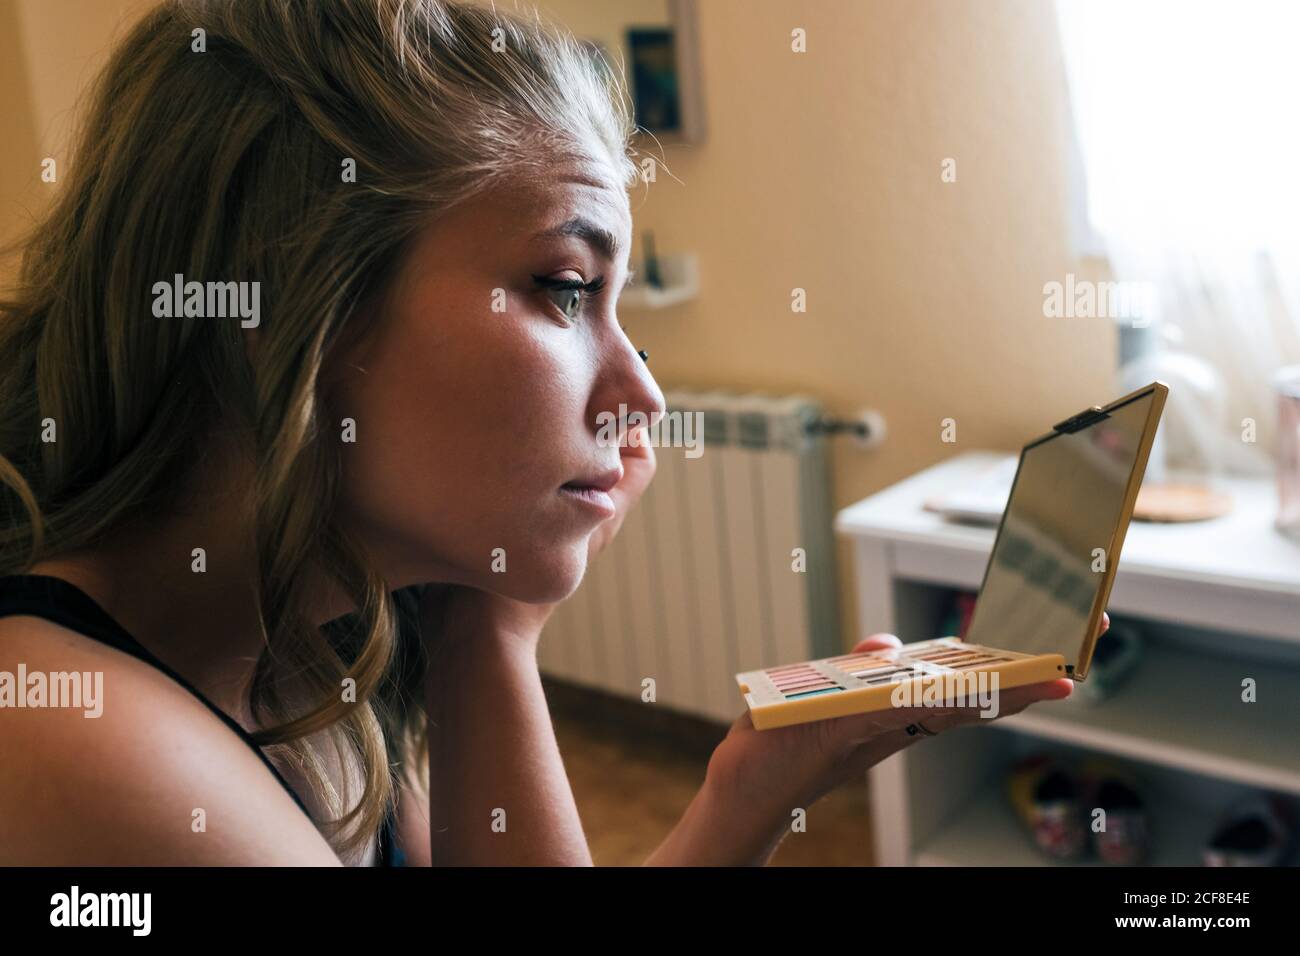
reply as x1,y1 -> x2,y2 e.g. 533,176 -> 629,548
736,638 -> 1067,730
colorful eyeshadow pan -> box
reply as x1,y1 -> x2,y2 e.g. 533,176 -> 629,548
784,686 -> 843,700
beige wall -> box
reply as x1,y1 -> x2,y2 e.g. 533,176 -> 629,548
564,0 -> 1116,645
0,0 -> 40,259
0,0 -> 155,270
0,0 -> 1115,648
533,0 -> 670,72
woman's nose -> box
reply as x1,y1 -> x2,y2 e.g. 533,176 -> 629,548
592,337 -> 665,434
630,345 -> 666,423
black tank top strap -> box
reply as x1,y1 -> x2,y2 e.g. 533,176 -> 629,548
0,573 -> 404,865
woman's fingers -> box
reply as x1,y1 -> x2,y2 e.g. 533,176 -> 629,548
794,674 -> 1075,796
800,628 -> 1087,750
817,703 -> 963,746
998,677 -> 1074,707
900,678 -> 1074,734
851,633 -> 902,654
817,675 -> 1073,747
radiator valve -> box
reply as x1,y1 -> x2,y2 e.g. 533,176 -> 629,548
805,409 -> 887,450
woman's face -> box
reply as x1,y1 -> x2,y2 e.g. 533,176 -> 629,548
332,153 -> 664,603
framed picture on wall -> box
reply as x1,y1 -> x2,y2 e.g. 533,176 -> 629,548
627,27 -> 682,135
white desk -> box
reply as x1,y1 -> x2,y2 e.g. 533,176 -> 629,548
835,451 -> 1300,866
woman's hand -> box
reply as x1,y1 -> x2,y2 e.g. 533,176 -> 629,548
417,425 -> 657,645
692,613 -> 1109,862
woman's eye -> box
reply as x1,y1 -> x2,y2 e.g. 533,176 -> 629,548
532,274 -> 605,323
545,285 -> 584,321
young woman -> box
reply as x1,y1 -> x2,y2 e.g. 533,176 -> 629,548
0,0 -> 1079,866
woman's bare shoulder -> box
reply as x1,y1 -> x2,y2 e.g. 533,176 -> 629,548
0,615 -> 342,865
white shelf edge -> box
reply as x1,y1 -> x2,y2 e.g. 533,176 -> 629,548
619,285 -> 696,310
998,711 -> 1300,797
620,252 -> 698,310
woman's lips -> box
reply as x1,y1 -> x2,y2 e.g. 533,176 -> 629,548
558,483 -> 617,518
559,465 -> 621,519
564,464 -> 623,493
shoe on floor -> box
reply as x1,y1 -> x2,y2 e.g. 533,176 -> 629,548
1007,755 -> 1087,861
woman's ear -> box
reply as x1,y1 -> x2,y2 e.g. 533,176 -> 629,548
321,282 -> 396,393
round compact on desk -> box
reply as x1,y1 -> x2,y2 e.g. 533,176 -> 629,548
1134,482 -> 1233,523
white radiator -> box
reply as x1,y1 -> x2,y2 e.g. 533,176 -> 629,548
539,390 -> 841,724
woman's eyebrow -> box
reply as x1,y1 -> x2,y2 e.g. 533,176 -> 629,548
532,215 -> 623,261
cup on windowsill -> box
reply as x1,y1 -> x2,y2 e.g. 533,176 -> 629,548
1276,365 -> 1300,542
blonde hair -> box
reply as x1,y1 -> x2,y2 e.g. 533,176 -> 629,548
0,0 -> 638,859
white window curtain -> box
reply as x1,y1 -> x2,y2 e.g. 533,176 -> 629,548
1055,0 -> 1300,475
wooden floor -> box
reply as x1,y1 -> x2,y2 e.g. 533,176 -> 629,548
546,679 -> 874,866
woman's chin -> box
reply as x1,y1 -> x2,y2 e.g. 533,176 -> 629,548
483,546 -> 589,605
